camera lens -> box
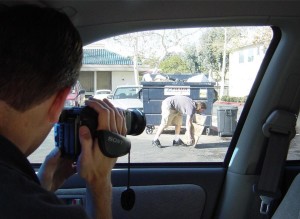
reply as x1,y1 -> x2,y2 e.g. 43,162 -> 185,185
124,109 -> 146,136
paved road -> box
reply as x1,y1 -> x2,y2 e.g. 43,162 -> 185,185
28,102 -> 299,163
28,102 -> 238,163
28,127 -> 231,164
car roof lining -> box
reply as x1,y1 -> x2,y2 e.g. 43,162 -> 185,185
2,1 -> 300,44
77,17 -> 272,45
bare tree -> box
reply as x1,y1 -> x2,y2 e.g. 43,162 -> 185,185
220,27 -> 227,98
111,32 -> 145,85
150,29 -> 201,73
107,29 -> 201,78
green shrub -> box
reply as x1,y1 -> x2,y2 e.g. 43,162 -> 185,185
220,96 -> 247,103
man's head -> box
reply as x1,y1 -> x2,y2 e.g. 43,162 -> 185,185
196,101 -> 207,114
0,5 -> 83,112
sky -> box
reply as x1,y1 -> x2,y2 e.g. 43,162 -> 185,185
84,28 -> 203,58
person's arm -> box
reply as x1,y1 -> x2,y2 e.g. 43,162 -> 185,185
85,172 -> 113,219
185,114 -> 195,144
38,98 -> 124,219
37,147 -> 76,192
77,98 -> 126,219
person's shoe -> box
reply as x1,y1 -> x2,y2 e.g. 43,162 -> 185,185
173,138 -> 187,146
152,139 -> 162,148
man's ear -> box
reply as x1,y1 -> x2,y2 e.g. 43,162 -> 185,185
48,87 -> 71,123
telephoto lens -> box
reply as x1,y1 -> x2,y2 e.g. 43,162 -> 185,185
123,109 -> 146,135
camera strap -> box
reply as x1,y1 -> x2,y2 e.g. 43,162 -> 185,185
121,151 -> 136,211
96,130 -> 131,158
96,130 -> 135,210
95,130 -> 135,210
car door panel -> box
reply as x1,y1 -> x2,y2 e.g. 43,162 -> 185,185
58,167 -> 226,219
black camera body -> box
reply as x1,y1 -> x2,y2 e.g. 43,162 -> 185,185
54,106 -> 146,160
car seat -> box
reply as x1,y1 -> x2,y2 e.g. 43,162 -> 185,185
272,173 -> 300,219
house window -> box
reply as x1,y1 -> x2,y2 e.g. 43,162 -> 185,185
248,49 -> 254,62
239,52 -> 244,63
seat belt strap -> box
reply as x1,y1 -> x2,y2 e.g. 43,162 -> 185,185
256,110 -> 297,215
257,133 -> 290,215
258,133 -> 289,192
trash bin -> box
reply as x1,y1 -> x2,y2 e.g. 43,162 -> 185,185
217,106 -> 238,137
141,74 -> 216,134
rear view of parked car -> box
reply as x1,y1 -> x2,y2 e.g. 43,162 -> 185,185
64,81 -> 86,107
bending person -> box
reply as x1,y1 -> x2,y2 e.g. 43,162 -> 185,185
152,95 -> 206,147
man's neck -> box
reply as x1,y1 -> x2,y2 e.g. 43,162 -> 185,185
0,101 -> 50,157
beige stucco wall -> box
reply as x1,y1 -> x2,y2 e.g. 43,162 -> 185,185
111,71 -> 136,91
80,64 -> 150,95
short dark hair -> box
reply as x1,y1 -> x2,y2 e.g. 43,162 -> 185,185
196,101 -> 207,110
0,5 -> 83,111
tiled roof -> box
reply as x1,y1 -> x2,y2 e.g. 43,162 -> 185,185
83,49 -> 133,65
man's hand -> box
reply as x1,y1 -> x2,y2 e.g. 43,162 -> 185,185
37,147 -> 76,192
76,98 -> 126,219
76,98 -> 126,185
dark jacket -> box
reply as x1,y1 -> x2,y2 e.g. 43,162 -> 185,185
0,135 -> 89,219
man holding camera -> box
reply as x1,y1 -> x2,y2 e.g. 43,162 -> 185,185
0,5 -> 122,219
152,95 -> 207,147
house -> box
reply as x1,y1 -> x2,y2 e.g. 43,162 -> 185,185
79,45 -> 149,96
228,44 -> 267,97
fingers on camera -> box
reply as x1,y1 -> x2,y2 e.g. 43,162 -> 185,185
86,99 -> 125,135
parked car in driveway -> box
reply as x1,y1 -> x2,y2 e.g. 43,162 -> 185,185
108,85 -> 143,111
93,89 -> 112,100
64,80 -> 85,107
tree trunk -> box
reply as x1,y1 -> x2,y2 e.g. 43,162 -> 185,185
220,28 -> 227,99
133,37 -> 139,85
